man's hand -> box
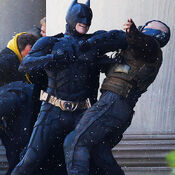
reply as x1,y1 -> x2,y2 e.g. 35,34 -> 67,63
123,18 -> 133,33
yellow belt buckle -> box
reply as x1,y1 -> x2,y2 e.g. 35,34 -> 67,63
40,90 -> 48,101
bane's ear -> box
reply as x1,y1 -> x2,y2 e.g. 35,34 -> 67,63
85,0 -> 90,7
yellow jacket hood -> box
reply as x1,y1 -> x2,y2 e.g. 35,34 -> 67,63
7,32 -> 26,62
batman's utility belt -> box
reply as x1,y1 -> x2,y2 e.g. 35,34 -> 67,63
40,90 -> 91,112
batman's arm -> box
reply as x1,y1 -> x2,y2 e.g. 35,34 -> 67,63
19,36 -> 76,73
95,30 -> 127,55
18,37 -> 57,73
80,30 -> 127,56
126,22 -> 160,62
77,30 -> 127,63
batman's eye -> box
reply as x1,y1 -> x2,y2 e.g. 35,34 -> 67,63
78,13 -> 85,18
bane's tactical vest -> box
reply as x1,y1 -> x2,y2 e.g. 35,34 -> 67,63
101,50 -> 162,98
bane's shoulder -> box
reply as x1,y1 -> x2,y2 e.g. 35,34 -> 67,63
143,34 -> 162,53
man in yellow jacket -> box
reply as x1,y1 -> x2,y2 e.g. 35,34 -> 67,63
0,32 -> 37,86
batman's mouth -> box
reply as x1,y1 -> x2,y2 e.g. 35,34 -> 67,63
80,24 -> 87,28
76,23 -> 89,34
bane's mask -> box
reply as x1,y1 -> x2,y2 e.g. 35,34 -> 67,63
138,20 -> 170,47
65,0 -> 93,35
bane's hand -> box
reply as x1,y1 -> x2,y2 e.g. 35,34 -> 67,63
123,18 -> 134,33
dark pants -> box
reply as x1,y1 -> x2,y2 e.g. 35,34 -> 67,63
2,138 -> 21,175
64,91 -> 134,175
11,102 -> 83,175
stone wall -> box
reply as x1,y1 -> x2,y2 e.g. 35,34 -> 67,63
0,0 -> 46,49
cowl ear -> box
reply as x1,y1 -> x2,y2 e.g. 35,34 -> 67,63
85,0 -> 90,7
69,0 -> 77,8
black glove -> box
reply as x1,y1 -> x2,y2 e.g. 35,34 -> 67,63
52,48 -> 67,59
52,39 -> 75,61
79,40 -> 91,52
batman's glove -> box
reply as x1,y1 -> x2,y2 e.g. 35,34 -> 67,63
79,40 -> 91,52
52,48 -> 67,59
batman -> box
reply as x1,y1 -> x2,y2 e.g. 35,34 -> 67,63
10,1 -> 128,175
65,0 -> 92,35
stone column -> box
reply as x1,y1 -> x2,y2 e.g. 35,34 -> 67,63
0,0 -> 46,50
47,0 -> 175,174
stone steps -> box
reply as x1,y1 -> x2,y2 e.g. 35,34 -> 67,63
113,134 -> 175,174
0,140 -> 8,175
123,167 -> 171,175
0,134 -> 174,175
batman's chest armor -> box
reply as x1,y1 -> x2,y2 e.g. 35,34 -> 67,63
46,36 -> 93,101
